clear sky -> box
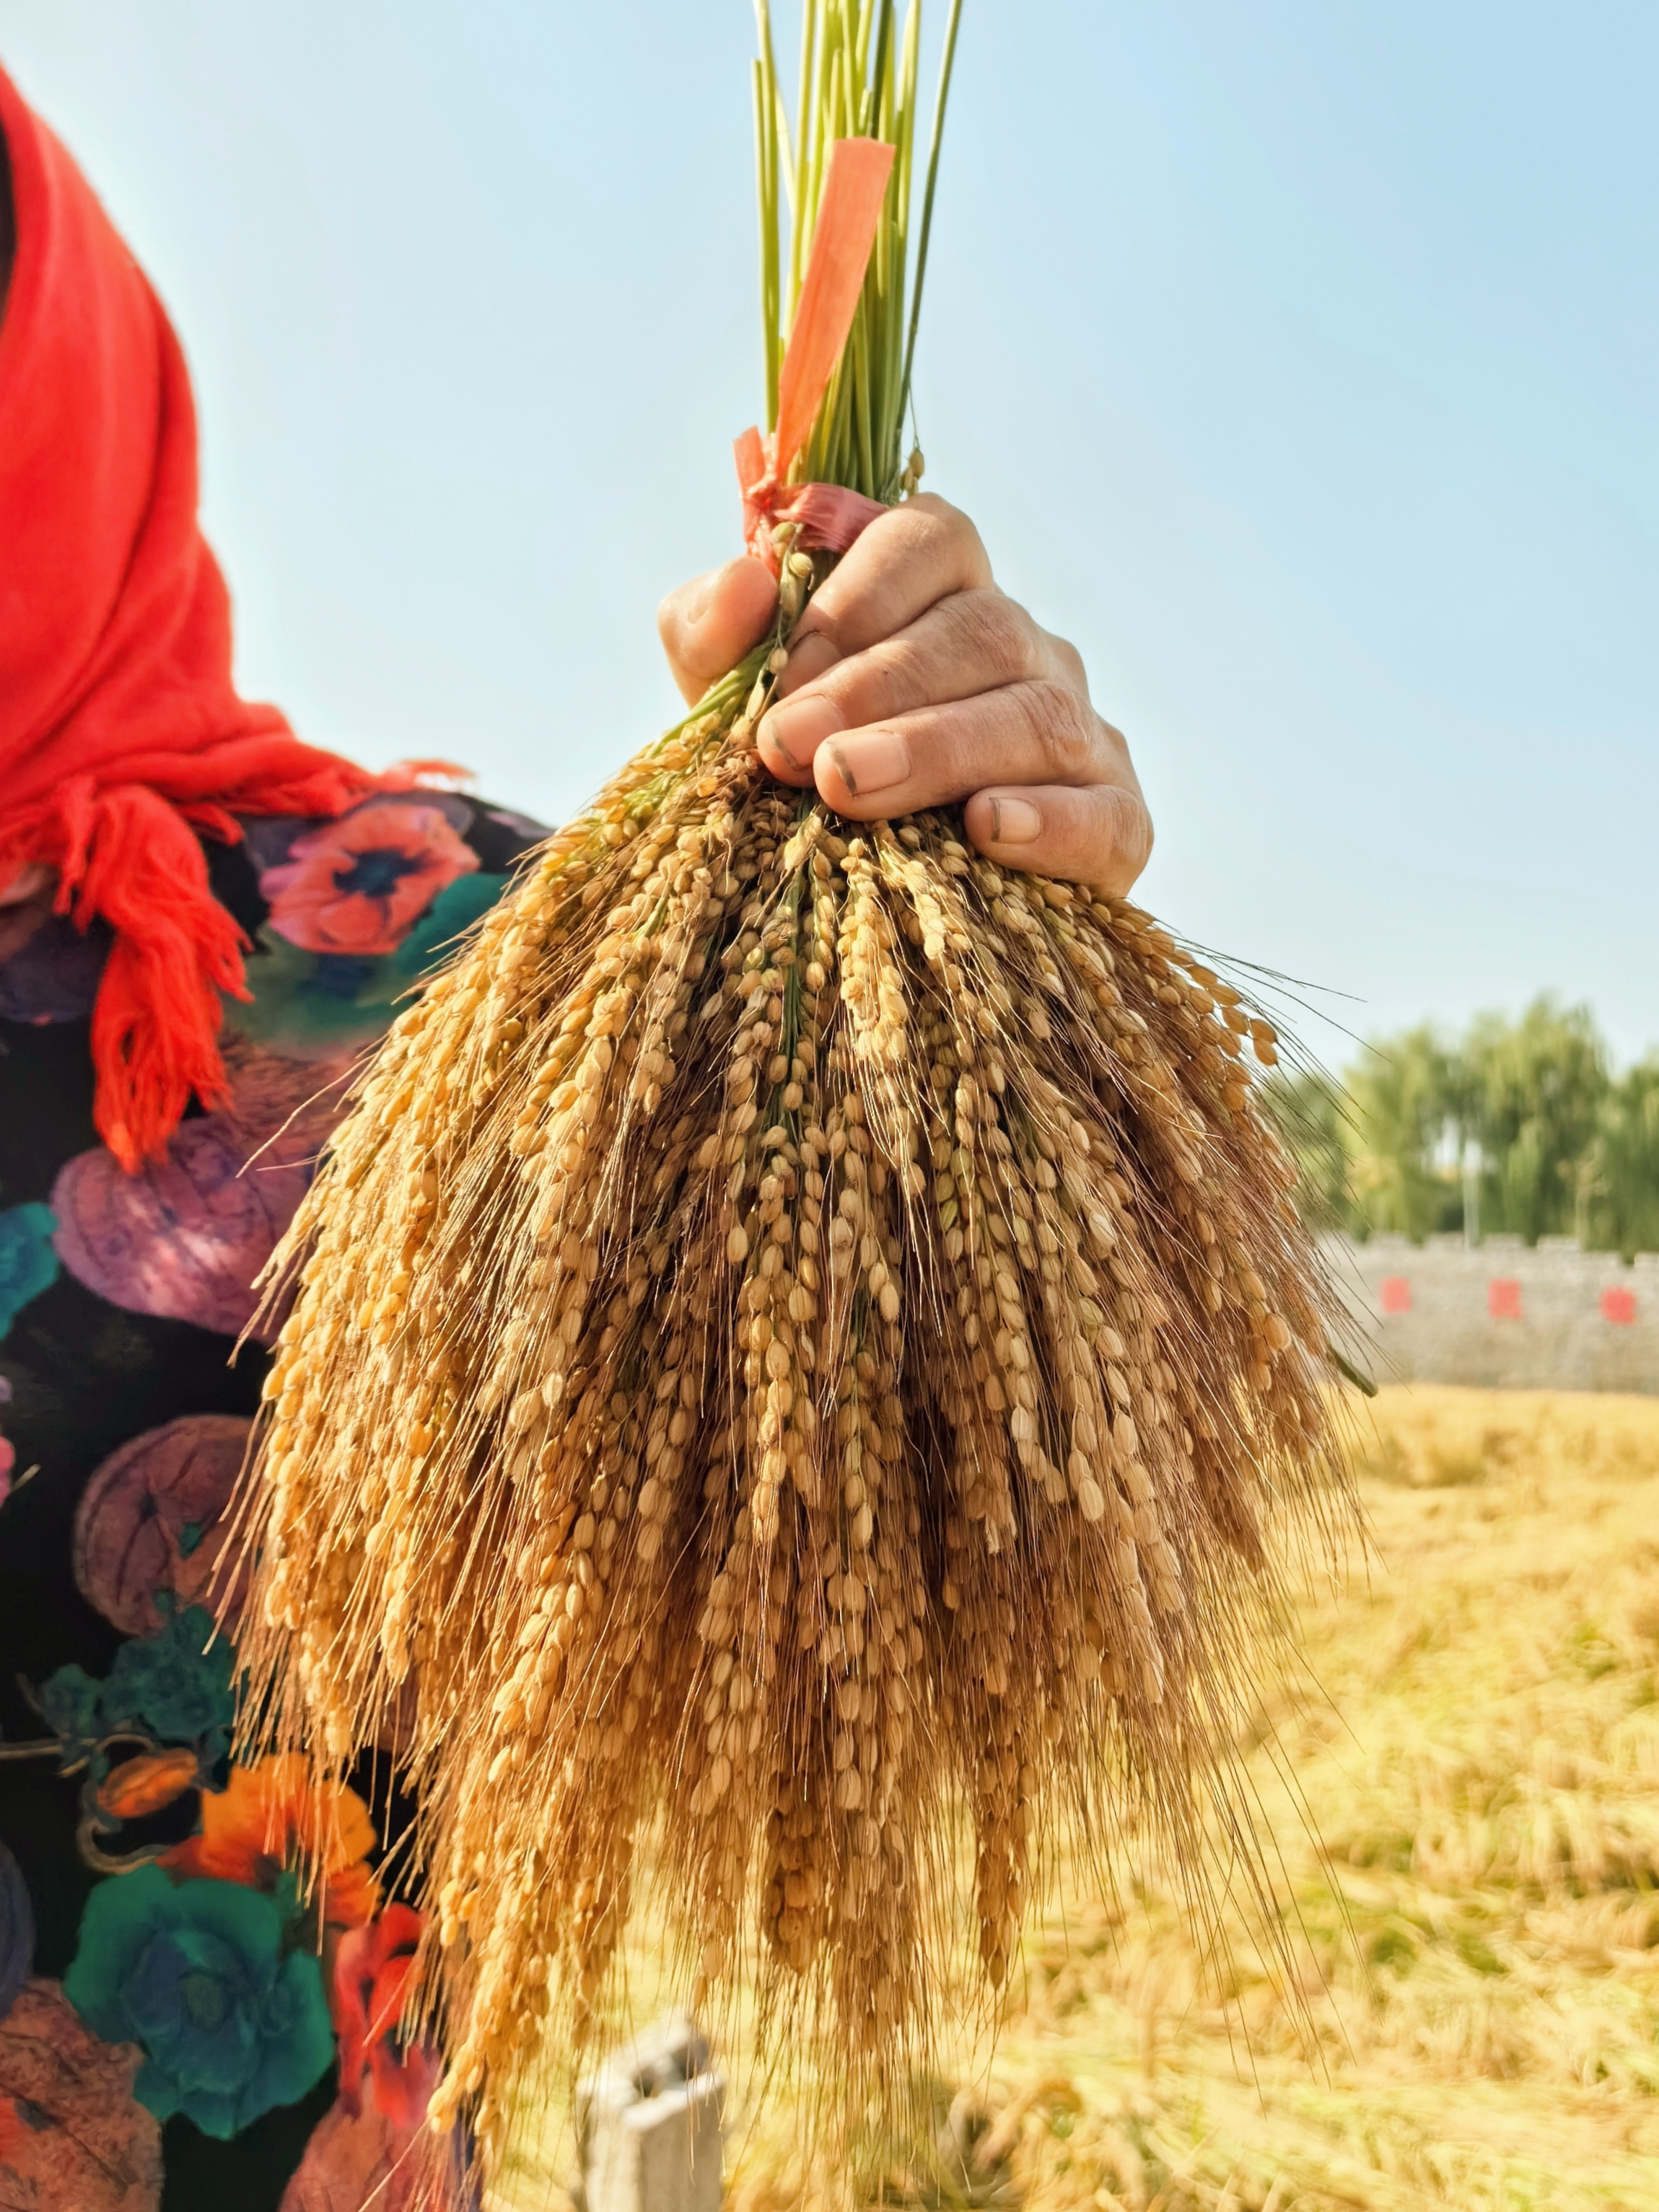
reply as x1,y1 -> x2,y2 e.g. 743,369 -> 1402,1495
2,2 -> 1653,1065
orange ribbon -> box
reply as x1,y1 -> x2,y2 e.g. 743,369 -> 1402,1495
736,136 -> 897,570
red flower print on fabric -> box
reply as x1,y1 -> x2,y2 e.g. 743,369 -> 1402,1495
262,802 -> 479,957
333,1906 -> 442,2130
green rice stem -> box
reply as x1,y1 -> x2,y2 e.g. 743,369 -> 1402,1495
752,0 -> 964,503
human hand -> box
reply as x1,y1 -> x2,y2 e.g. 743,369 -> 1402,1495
656,494 -> 1152,895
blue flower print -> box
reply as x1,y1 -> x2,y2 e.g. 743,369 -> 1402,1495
384,871 -> 507,983
0,1199 -> 59,1340
64,1864 -> 335,2136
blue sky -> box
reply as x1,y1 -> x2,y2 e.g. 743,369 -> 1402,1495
3,1 -> 1653,1063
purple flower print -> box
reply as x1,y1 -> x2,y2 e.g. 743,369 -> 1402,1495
73,1416 -> 253,1638
50,1040 -> 353,1339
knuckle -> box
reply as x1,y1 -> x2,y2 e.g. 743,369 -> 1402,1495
1092,786 -> 1154,893
837,636 -> 909,716
902,491 -> 963,533
1124,784 -> 1154,859
951,591 -> 1041,687
1016,682 -> 1096,778
896,493 -> 989,579
1049,633 -> 1088,692
884,498 -> 953,558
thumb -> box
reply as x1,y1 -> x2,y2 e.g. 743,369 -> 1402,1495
657,557 -> 779,706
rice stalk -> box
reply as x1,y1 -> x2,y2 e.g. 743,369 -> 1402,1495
229,0 -> 1358,2182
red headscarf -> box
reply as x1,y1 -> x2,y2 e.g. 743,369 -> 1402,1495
0,64 -> 451,1170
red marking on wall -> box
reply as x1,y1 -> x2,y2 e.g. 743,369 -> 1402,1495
1380,1276 -> 1411,1315
1601,1286 -> 1637,1326
1488,1278 -> 1523,1320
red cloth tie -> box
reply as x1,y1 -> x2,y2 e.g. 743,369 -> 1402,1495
735,137 -> 896,570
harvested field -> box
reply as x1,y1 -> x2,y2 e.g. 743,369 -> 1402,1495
499,1388 -> 1659,2211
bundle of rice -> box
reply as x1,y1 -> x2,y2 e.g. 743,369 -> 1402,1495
236,0 -> 1354,2172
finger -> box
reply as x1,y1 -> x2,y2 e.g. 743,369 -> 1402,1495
657,556 -> 777,705
757,589 -> 1051,785
810,679 -> 1111,817
963,782 -> 1155,894
774,494 -> 994,696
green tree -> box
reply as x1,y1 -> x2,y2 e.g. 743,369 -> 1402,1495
1261,1068 -> 1354,1234
1463,998 -> 1607,1242
1344,1024 -> 1464,1241
1269,998 -> 1653,1252
1585,1057 -> 1659,1259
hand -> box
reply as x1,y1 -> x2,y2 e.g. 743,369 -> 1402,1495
657,495 -> 1152,895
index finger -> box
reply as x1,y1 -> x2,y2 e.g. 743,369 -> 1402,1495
777,493 -> 994,693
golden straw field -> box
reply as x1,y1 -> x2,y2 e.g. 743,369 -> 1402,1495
500,1387 -> 1659,2212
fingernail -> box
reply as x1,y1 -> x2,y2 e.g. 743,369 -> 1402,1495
759,693 -> 845,770
988,795 -> 1042,845
826,728 -> 910,799
783,632 -> 841,687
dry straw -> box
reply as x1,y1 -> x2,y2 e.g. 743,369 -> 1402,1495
232,0 -> 1356,2179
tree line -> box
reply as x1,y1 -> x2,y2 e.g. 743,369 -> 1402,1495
1268,999 -> 1659,1258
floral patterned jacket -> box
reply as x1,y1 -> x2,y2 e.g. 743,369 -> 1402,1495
0,789 -> 543,2212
